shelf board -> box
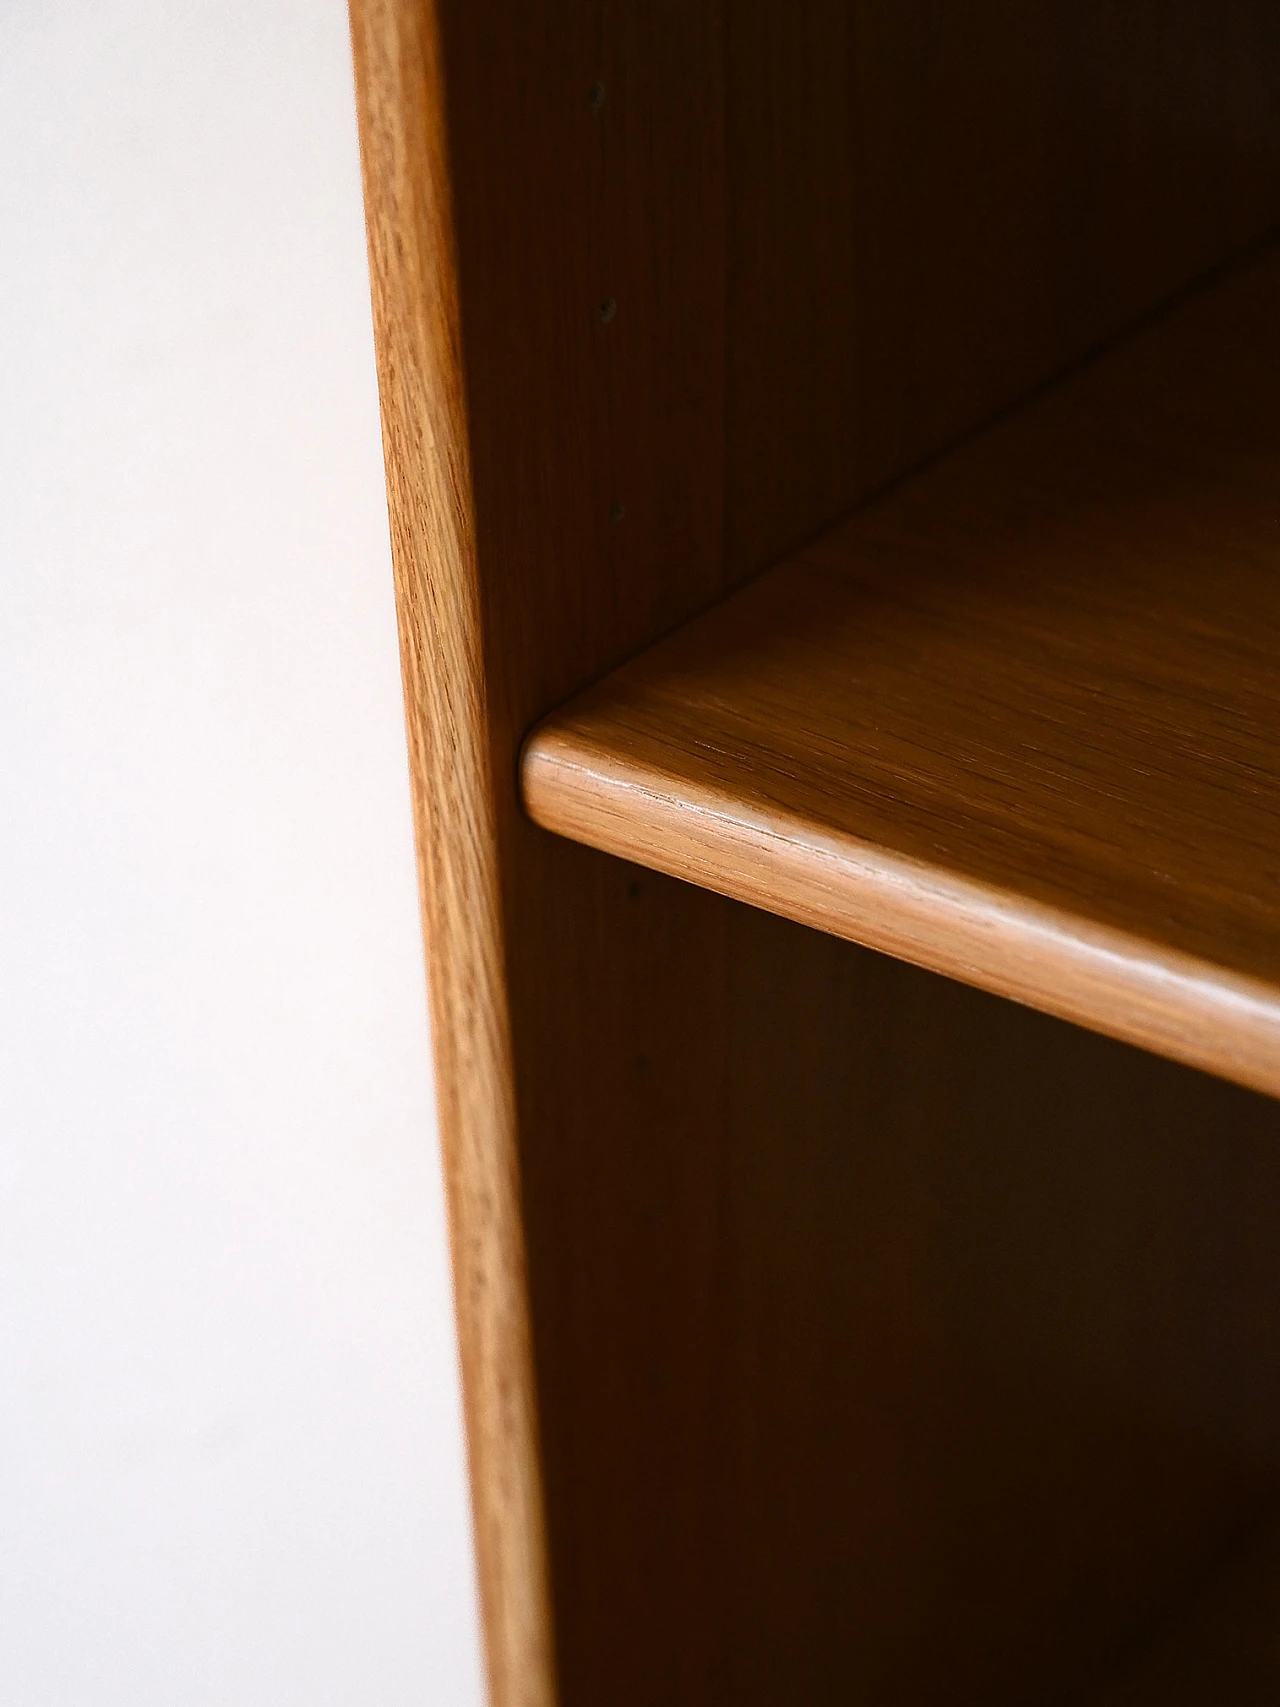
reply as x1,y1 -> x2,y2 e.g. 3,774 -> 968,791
522,249 -> 1280,1097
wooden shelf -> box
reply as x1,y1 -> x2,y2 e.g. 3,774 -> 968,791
523,249 -> 1280,1098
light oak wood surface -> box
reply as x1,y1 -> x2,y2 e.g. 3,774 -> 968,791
350,6 -> 730,1702
525,247 -> 1280,1099
351,2 -> 1280,1701
347,6 -> 555,1702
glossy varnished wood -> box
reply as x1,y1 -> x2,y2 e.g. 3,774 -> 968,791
350,5 -> 730,1703
352,3 -> 1280,1702
347,5 -> 554,1701
525,249 -> 1280,1098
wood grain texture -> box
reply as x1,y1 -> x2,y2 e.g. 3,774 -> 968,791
721,912 -> 1280,1704
346,6 -> 555,1703
725,0 -> 1280,578
438,9 -> 735,1703
525,247 -> 1280,1099
351,5 -> 732,1704
351,3 -> 1280,1702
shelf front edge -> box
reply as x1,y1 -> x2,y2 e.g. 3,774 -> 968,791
522,727 -> 1280,1100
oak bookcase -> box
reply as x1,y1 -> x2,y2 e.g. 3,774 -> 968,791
349,6 -> 1280,1703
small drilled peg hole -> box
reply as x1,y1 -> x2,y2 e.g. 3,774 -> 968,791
587,82 -> 605,110
599,297 -> 617,323
609,501 -> 625,524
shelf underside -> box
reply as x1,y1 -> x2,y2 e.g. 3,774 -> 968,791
523,249 -> 1280,1097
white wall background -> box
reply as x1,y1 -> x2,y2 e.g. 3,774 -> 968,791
0,2 -> 485,1702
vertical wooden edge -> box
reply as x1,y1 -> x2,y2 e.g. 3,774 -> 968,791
345,5 -> 556,1704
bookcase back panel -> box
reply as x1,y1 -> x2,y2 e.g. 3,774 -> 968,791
725,0 -> 1280,577
724,909 -> 1280,1704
